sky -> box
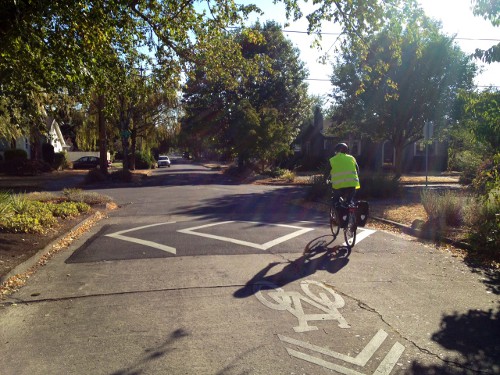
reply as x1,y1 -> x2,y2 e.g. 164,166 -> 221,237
242,0 -> 500,100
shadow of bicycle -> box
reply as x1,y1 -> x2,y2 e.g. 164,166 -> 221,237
234,235 -> 351,299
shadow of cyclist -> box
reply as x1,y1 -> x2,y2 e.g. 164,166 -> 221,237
233,235 -> 350,299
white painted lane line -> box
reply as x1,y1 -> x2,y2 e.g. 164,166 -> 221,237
279,329 -> 405,374
177,221 -> 314,250
105,222 -> 177,254
278,329 -> 387,366
373,342 -> 405,375
285,348 -> 366,375
341,228 -> 376,247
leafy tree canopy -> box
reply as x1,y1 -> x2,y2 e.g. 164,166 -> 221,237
328,0 -> 477,176
460,89 -> 500,152
181,21 -> 311,168
471,0 -> 500,62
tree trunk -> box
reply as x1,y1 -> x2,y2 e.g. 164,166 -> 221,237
119,97 -> 130,172
394,143 -> 404,178
129,129 -> 137,170
97,94 -> 108,174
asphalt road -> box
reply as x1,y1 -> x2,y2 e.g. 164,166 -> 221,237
1,158 -> 498,375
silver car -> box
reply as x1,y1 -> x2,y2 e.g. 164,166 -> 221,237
157,155 -> 171,167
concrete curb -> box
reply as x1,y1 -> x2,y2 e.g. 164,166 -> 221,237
370,216 -> 473,251
313,199 -> 472,251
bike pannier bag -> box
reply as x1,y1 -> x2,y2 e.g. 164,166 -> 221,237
356,200 -> 369,227
336,205 -> 349,228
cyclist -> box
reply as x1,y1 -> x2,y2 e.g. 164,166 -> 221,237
329,142 -> 360,207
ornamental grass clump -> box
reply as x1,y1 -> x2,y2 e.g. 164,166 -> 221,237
62,188 -> 112,205
420,189 -> 467,228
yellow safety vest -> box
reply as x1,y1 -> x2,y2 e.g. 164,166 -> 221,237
329,153 -> 360,189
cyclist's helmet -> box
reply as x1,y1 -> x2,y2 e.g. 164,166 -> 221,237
335,143 -> 349,154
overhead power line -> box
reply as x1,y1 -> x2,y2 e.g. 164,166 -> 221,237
282,28 -> 500,42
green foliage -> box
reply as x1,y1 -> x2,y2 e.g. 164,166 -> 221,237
53,152 -> 70,170
329,3 -> 476,177
0,213 -> 54,234
181,21 -> 310,170
84,169 -> 108,184
471,153 -> 500,194
467,187 -> 500,257
453,150 -> 485,184
0,199 -> 58,234
0,191 -> 12,215
10,194 -> 31,214
0,189 -> 108,234
134,151 -> 155,169
42,143 -> 55,165
4,149 -> 27,161
48,201 -> 90,218
110,169 -> 133,183
357,173 -> 401,199
460,90 -> 500,153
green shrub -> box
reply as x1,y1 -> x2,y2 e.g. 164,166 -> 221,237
471,153 -> 500,194
358,173 -> 400,199
454,150 -> 483,184
10,194 -> 30,214
4,149 -> 27,161
48,202 -> 81,218
467,187 -> 500,258
84,168 -> 107,184
0,191 -> 12,215
110,169 -> 133,182
0,200 -> 57,233
42,143 -> 55,165
74,201 -> 91,213
281,169 -> 296,182
135,151 -> 155,169
306,174 -> 330,201
53,152 -> 69,170
4,159 -> 52,176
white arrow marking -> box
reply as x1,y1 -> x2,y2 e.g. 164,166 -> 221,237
177,221 -> 314,250
105,222 -> 177,254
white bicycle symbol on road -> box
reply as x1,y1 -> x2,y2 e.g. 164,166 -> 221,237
253,280 -> 350,332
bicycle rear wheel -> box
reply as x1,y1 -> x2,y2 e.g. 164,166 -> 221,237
329,206 -> 340,237
344,212 -> 357,247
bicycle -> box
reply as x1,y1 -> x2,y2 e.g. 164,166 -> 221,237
329,196 -> 368,248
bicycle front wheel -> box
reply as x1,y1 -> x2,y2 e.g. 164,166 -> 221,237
344,212 -> 357,247
329,206 -> 340,237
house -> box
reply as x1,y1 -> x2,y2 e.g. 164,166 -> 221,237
0,117 -> 69,162
296,118 -> 448,173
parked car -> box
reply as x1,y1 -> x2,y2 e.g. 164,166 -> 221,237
157,155 -> 171,167
72,156 -> 111,169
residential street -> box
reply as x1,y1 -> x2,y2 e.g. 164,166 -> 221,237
0,159 -> 498,375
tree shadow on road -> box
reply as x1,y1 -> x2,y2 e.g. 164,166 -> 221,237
409,308 -> 500,374
109,328 -> 189,375
234,235 -> 350,299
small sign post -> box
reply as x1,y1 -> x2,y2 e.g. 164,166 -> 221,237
423,122 -> 433,187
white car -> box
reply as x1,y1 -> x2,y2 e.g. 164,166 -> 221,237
157,155 -> 171,167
